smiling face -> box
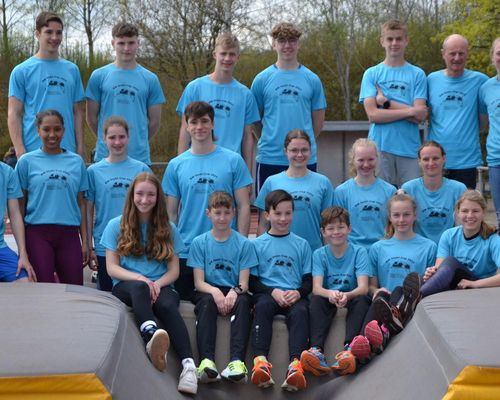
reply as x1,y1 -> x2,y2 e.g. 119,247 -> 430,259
213,44 -> 239,74
380,29 -> 408,59
285,137 -> 311,168
105,124 -> 129,158
38,115 -> 64,153
133,180 -> 157,218
418,145 -> 445,178
265,200 -> 293,235
353,144 -> 378,179
186,114 -> 214,144
36,21 -> 63,56
321,220 -> 351,247
272,36 -> 300,63
389,200 -> 416,235
457,199 -> 483,235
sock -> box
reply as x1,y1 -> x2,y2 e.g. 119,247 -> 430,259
140,320 -> 157,333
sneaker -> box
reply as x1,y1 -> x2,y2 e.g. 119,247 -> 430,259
364,320 -> 390,354
281,359 -> 306,392
197,358 -> 221,383
300,347 -> 331,376
349,335 -> 371,362
251,356 -> 274,388
374,297 -> 404,335
178,364 -> 198,394
145,329 -> 170,371
398,272 -> 422,324
221,360 -> 248,383
331,350 -> 356,375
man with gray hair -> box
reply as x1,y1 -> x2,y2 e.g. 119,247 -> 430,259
427,34 -> 488,188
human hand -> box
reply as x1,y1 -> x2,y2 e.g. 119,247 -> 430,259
271,288 -> 288,308
283,290 -> 300,306
457,279 -> 477,289
423,266 -> 437,282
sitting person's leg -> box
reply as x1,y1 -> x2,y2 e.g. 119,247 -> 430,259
421,256 -> 473,297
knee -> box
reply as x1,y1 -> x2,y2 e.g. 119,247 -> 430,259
439,256 -> 462,272
197,295 -> 217,314
350,294 -> 371,308
254,295 -> 276,317
289,300 -> 309,319
131,281 -> 151,296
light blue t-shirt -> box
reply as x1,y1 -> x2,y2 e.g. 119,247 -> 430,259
187,229 -> 258,288
8,57 -> 85,152
176,75 -> 260,154
0,163 -> 23,248
437,226 -> 500,279
254,170 -> 334,250
16,149 -> 88,226
86,157 -> 151,256
251,64 -> 326,165
334,178 -> 396,249
85,63 -> 166,164
479,77 -> 500,166
162,146 -> 252,257
251,232 -> 312,291
370,234 -> 436,292
100,216 -> 185,286
427,69 -> 488,169
402,177 -> 466,244
359,62 -> 427,158
312,243 -> 371,292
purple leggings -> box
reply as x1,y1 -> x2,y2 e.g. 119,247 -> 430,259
25,224 -> 83,285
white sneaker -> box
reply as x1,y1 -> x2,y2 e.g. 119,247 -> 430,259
178,365 -> 198,394
145,329 -> 169,371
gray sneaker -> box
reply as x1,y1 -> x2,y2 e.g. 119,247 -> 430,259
178,365 -> 198,394
145,329 -> 169,371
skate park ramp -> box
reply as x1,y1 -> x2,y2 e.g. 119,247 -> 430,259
316,287 -> 500,400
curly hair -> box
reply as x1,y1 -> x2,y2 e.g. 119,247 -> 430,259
117,172 -> 174,261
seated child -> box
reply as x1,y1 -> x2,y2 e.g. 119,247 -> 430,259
300,207 -> 371,376
187,191 -> 257,384
249,189 -> 312,392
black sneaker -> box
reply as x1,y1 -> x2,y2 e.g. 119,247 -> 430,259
374,297 -> 404,335
398,272 -> 421,324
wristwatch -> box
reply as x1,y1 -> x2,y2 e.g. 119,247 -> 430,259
383,100 -> 391,109
232,284 -> 244,295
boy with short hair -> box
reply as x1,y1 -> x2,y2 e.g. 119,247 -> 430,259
8,11 -> 85,158
300,207 -> 371,376
359,19 -> 428,187
163,101 -> 252,301
86,22 -> 165,164
176,32 -> 259,172
187,191 -> 258,384
250,189 -> 312,392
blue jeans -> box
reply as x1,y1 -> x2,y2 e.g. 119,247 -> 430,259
488,165 -> 500,226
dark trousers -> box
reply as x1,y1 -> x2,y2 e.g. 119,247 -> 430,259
96,255 -> 113,292
113,280 -> 193,359
192,289 -> 252,361
361,287 -> 403,331
174,258 -> 195,301
309,294 -> 371,349
251,293 -> 309,361
420,256 -> 474,298
446,168 -> 477,189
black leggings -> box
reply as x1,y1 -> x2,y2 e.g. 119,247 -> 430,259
192,289 -> 252,361
309,294 -> 371,349
420,256 -> 474,298
113,280 -> 193,359
251,293 -> 309,361
361,287 -> 403,331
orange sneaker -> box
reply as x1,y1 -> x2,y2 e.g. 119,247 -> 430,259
331,350 -> 356,376
300,347 -> 331,376
251,356 -> 274,388
281,359 -> 306,392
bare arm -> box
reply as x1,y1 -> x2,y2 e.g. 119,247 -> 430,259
257,210 -> 268,236
177,116 -> 190,154
480,114 -> 489,132
7,198 -> 36,281
7,97 -> 26,157
86,99 -> 99,137
166,196 -> 180,225
344,275 -> 369,301
363,97 -> 424,124
312,109 -> 325,138
155,255 -> 180,287
242,124 -> 255,174
106,250 -> 145,281
148,104 -> 162,140
252,121 -> 262,141
458,273 -> 500,289
78,192 -> 89,265
234,187 -> 250,236
73,101 -> 86,159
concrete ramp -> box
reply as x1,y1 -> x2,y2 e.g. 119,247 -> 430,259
316,287 -> 500,400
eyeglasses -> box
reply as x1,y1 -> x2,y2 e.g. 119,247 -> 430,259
287,148 -> 310,155
276,38 -> 299,45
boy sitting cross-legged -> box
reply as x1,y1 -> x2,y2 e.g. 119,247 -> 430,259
249,189 -> 312,392
300,207 -> 372,376
187,191 -> 258,384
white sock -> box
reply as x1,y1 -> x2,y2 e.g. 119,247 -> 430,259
182,358 -> 195,369
140,320 -> 157,333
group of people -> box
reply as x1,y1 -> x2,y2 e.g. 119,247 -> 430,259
1,9 -> 500,396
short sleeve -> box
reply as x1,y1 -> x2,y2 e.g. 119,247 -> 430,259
239,239 -> 259,270
85,69 -> 102,102
8,65 -> 26,102
162,162 -> 180,198
312,248 -> 325,277
359,68 -> 377,103
147,73 -> 166,107
354,247 -> 371,277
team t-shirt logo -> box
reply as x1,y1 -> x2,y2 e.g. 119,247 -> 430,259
439,91 -> 465,110
292,191 -> 313,210
43,170 -> 70,190
190,173 -> 217,194
211,100 -> 232,118
385,80 -> 408,97
44,76 -> 66,95
276,84 -> 300,104
356,200 -> 382,221
114,85 -> 138,104
108,179 -> 131,198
